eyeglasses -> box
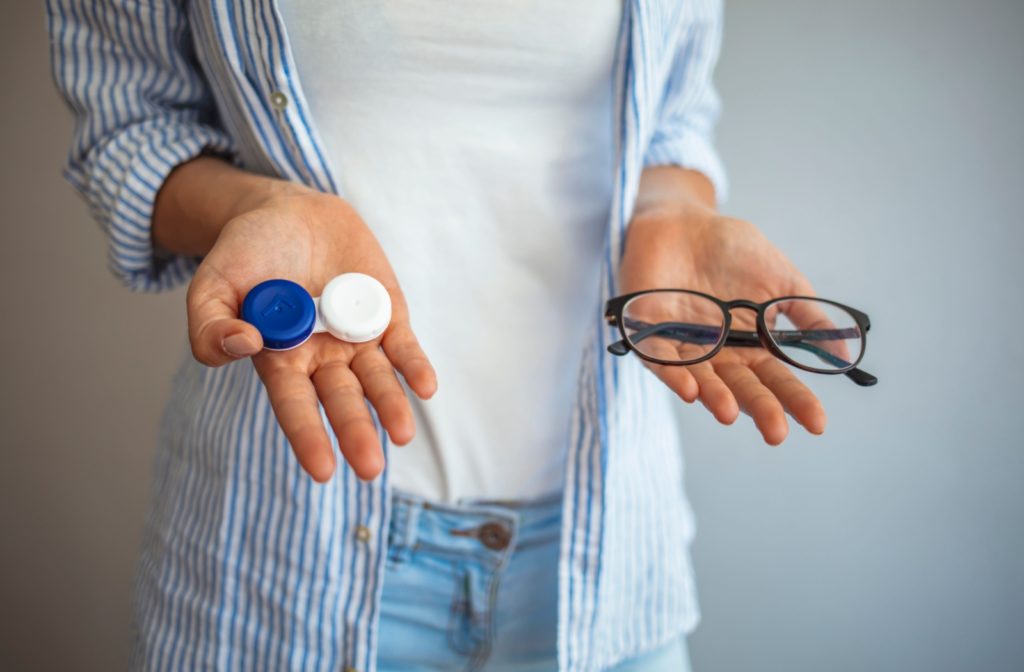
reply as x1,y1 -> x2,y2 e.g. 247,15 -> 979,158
604,290 -> 877,386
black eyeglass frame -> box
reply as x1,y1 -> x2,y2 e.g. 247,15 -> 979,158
604,289 -> 877,387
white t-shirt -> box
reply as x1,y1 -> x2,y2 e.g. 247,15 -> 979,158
280,0 -> 620,502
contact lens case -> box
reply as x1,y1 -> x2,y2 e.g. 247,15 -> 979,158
241,273 -> 392,351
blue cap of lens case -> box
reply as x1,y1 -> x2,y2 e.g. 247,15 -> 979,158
241,279 -> 317,350
241,273 -> 392,351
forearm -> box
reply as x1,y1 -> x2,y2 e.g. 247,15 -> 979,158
632,166 -> 718,225
152,157 -> 306,256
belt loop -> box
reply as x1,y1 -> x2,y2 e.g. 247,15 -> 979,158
403,498 -> 423,550
387,493 -> 422,564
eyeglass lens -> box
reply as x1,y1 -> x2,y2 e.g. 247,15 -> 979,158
622,292 -> 726,363
765,298 -> 863,372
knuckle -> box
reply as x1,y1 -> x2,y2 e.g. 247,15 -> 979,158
364,361 -> 397,383
316,358 -> 351,378
384,330 -> 419,354
378,389 -> 409,410
317,378 -> 358,404
335,416 -> 373,442
189,339 -> 218,366
270,380 -> 315,406
189,341 -> 206,363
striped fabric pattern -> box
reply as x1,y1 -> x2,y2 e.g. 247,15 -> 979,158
46,0 -> 726,670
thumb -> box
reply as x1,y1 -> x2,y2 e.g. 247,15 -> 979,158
186,268 -> 263,366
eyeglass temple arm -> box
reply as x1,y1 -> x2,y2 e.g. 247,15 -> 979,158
724,328 -> 877,386
606,321 -> 720,355
609,319 -> 877,387
620,322 -> 853,368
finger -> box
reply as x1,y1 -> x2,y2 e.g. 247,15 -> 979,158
753,359 -> 827,435
312,362 -> 385,481
381,323 -> 437,400
715,362 -> 788,445
646,363 -> 699,403
350,348 -> 416,445
187,268 -> 262,366
254,357 -> 336,482
687,361 -> 740,425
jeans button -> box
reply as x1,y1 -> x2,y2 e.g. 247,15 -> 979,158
478,522 -> 511,550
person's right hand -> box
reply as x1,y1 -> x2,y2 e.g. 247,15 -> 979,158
185,183 -> 437,483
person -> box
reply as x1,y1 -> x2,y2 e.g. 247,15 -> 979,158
47,0 -> 828,670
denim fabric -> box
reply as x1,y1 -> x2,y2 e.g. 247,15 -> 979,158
377,492 -> 691,672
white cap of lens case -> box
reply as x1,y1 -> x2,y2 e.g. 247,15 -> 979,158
313,272 -> 392,343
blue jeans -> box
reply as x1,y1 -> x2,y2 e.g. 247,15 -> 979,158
378,491 -> 691,671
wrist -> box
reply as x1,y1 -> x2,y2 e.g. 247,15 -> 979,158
631,165 -> 717,225
629,201 -> 720,245
629,203 -> 716,231
153,157 -> 312,256
231,171 -> 313,216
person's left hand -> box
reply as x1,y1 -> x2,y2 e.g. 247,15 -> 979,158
619,206 -> 827,445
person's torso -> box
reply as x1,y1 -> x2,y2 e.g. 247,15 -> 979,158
144,2 -> 709,666
280,0 -> 622,501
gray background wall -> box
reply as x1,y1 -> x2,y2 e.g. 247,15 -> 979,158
1,0 -> 1021,670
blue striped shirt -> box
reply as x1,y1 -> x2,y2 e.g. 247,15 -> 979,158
46,1 -> 727,670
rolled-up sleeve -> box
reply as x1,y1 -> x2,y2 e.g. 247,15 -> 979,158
47,0 -> 235,291
644,0 -> 729,203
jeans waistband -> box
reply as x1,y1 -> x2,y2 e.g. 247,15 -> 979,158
387,490 -> 562,567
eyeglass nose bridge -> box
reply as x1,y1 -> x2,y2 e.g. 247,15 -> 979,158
717,299 -> 773,351
722,299 -> 761,312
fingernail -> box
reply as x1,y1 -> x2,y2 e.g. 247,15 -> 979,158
223,333 -> 259,358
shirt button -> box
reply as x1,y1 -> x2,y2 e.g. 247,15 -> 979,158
478,522 -> 511,550
355,525 -> 372,543
269,90 -> 288,110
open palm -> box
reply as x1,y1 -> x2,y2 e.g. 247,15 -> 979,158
186,190 -> 436,481
620,215 -> 826,444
